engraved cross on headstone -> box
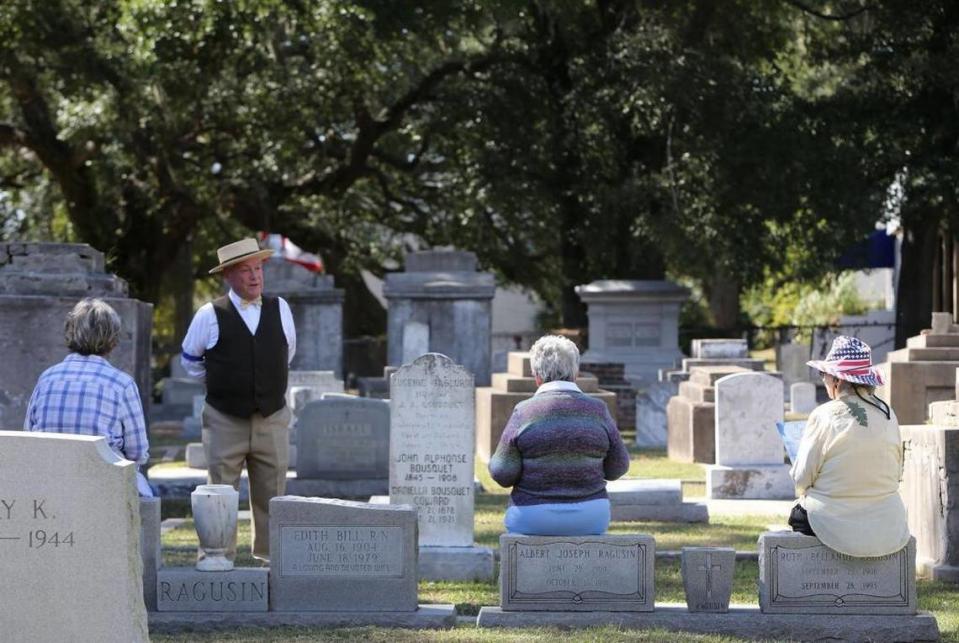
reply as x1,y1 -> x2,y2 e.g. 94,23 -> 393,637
699,552 -> 723,601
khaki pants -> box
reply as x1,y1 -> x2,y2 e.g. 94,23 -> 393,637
201,403 -> 291,561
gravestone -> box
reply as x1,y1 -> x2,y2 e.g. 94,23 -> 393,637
390,354 -> 476,546
269,497 -> 418,612
691,339 -> 748,359
263,257 -> 344,377
286,397 -> 390,497
681,547 -> 735,613
498,534 -> 655,611
790,382 -> 817,415
0,431 -> 148,641
667,365 -> 749,464
384,250 -> 496,385
707,372 -> 791,499
140,497 -> 161,611
0,242 -> 153,429
901,384 -> 959,582
778,343 -> 814,387
576,280 -> 689,385
759,532 -> 917,614
388,353 -> 494,581
157,568 -> 268,612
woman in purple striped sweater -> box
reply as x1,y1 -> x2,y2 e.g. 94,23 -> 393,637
489,335 -> 630,535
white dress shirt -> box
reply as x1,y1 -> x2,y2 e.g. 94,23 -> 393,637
180,290 -> 296,381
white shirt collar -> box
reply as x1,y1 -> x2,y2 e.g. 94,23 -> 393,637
227,289 -> 244,308
534,380 -> 581,396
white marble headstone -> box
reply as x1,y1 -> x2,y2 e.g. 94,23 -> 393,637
389,353 -> 475,546
0,432 -> 148,641
790,382 -> 817,415
714,372 -> 784,466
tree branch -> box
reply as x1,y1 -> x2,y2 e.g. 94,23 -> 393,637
783,0 -> 870,21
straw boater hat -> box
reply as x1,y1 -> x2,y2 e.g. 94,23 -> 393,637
208,238 -> 275,274
806,335 -> 884,387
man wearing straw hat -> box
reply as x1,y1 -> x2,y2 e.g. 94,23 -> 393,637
181,238 -> 296,562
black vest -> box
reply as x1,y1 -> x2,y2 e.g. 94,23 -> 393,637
205,295 -> 288,418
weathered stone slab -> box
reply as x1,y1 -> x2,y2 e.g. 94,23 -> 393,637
706,465 -> 794,500
476,605 -> 940,641
790,382 -> 817,415
666,395 -> 715,463
157,568 -> 268,612
499,534 -> 655,612
140,497 -> 161,611
149,604 -> 457,631
777,343 -> 813,387
927,399 -> 959,427
932,312 -> 954,335
390,354 -> 476,546
606,478 -> 682,505
295,398 -> 390,479
0,431 -> 148,642
689,366 -> 749,387
635,380 -> 675,448
611,502 -> 709,523
901,423 -> 959,582
679,380 -> 715,403
680,357 -> 766,372
681,547 -> 735,612
269,497 -> 418,612
758,532 -> 917,614
691,339 -> 748,359
878,357 -> 959,425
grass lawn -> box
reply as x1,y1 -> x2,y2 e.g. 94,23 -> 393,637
154,447 -> 959,642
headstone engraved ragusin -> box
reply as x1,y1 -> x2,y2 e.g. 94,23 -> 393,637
681,546 -> 735,613
0,432 -> 148,641
499,534 -> 655,612
389,353 -> 476,546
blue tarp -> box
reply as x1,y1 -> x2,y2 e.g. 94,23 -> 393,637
836,229 -> 896,269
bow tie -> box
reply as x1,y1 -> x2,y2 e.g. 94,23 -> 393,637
239,297 -> 262,309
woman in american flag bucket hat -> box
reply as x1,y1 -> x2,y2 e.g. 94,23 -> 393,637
788,335 -> 910,557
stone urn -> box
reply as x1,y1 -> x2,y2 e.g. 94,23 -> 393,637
191,484 -> 239,572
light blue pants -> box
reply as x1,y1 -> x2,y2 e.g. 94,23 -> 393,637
504,498 -> 611,536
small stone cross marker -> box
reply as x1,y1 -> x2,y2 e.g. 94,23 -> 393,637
699,552 -> 723,601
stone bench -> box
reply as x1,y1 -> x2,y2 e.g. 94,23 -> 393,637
498,534 -> 655,612
758,531 -> 917,614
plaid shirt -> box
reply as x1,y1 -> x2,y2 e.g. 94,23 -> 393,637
24,353 -> 150,465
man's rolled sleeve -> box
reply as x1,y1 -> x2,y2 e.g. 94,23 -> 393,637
181,304 -> 213,381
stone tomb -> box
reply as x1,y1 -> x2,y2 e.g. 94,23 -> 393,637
901,381 -> 959,582
476,351 -> 617,463
286,397 -> 390,497
667,365 -> 748,464
758,531 -> 917,614
497,534 -> 655,612
707,372 -> 792,499
877,314 -> 959,425
681,547 -> 735,613
263,257 -> 344,377
0,431 -> 148,642
384,250 -> 496,385
386,353 -> 494,581
0,242 -> 153,429
607,479 -> 708,523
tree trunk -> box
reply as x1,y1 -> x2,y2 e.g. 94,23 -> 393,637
707,273 -> 741,331
895,215 -> 939,348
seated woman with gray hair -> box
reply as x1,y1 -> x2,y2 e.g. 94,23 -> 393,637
24,298 -> 152,496
489,335 -> 630,535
